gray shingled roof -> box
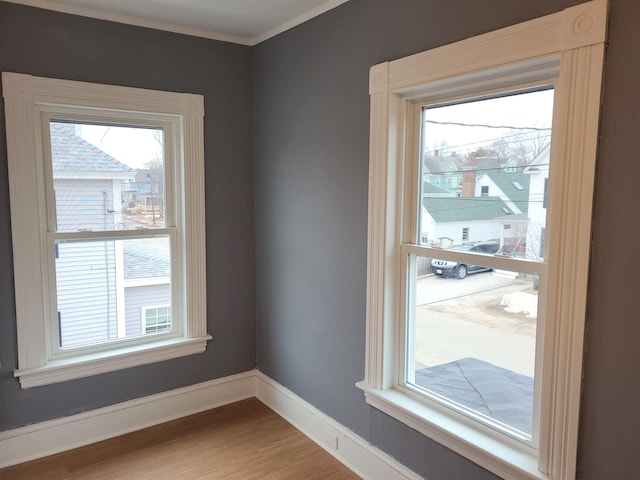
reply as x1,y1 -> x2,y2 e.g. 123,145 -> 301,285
50,122 -> 136,177
484,172 -> 531,214
424,196 -> 514,222
423,155 -> 464,175
524,143 -> 551,172
123,240 -> 170,280
423,181 -> 453,195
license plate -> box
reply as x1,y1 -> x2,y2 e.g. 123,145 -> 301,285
436,269 -> 442,274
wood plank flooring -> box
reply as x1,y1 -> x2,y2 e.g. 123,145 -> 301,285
0,398 -> 360,479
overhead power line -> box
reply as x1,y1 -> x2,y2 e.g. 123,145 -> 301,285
424,120 -> 551,131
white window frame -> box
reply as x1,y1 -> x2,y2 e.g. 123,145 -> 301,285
3,73 -> 211,389
356,1 -> 606,479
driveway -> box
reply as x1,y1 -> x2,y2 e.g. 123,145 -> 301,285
411,271 -> 538,434
413,272 -> 537,377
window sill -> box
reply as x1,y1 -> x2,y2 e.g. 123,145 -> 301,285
15,335 -> 212,389
356,381 -> 544,480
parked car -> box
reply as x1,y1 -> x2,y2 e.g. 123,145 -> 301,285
431,241 -> 500,279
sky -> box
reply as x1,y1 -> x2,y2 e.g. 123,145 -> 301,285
78,124 -> 163,169
74,89 -> 554,169
422,88 -> 554,158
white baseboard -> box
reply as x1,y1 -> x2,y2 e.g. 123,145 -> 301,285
255,371 -> 422,480
0,370 -> 256,469
0,370 -> 422,480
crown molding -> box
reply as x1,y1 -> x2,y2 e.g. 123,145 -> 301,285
1,0 -> 350,46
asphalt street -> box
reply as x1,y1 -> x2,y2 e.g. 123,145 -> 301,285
413,271 -> 537,377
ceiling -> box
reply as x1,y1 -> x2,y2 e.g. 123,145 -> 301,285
3,0 -> 349,45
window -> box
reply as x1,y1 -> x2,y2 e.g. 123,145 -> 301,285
143,306 -> 172,334
3,73 -> 210,388
414,88 -> 552,440
358,2 -> 606,479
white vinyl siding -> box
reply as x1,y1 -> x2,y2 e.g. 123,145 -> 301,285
54,177 -> 123,348
54,179 -> 117,232
125,284 -> 171,336
56,241 -> 117,347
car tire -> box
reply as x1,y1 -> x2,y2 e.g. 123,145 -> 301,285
455,264 -> 468,279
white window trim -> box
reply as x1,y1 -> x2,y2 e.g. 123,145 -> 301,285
356,1 -> 606,479
2,73 -> 211,389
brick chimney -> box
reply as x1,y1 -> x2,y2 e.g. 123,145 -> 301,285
461,152 -> 477,197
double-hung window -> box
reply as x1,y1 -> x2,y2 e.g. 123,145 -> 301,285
3,73 -> 210,388
358,1 -> 606,479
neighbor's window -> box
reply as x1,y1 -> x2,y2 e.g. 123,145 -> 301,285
143,305 -> 172,334
3,73 -> 210,388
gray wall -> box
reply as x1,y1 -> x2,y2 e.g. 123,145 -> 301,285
254,0 -> 640,479
2,0 -> 640,479
0,1 -> 255,429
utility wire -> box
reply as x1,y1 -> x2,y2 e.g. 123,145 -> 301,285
424,120 -> 551,131
426,132 -> 551,156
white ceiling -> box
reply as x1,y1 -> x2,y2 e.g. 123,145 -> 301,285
3,0 -> 349,45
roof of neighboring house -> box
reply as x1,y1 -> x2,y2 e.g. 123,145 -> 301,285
423,181 -> 453,195
524,143 -> 551,172
50,122 -> 135,178
493,213 -> 529,222
423,154 -> 464,175
475,156 -> 501,174
484,172 -> 531,214
123,239 -> 170,279
423,196 -> 515,222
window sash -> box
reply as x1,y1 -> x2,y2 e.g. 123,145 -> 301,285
402,84 -> 553,445
47,229 -> 179,359
39,111 -> 178,234
400,249 -> 546,447
38,111 -> 182,359
400,243 -> 547,276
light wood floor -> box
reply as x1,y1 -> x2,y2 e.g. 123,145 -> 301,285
0,398 -> 360,479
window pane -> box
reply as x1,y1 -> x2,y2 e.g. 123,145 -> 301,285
55,236 -> 172,349
419,89 -> 552,262
408,255 -> 537,437
144,305 -> 172,334
50,121 -> 166,232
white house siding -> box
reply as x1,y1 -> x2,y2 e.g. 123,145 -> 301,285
526,172 -> 548,260
54,178 -> 118,232
421,207 -> 502,246
124,284 -> 171,336
434,220 -> 502,246
420,210 -> 436,245
54,178 -> 123,348
56,241 -> 117,348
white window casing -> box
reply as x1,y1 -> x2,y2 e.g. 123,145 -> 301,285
2,73 -> 211,389
356,1 -> 607,479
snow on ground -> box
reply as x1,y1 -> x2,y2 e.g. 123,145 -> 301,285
500,291 -> 538,318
